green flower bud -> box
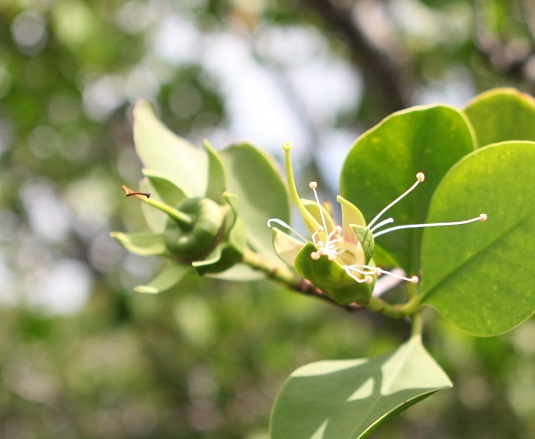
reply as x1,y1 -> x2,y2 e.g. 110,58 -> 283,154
164,197 -> 225,262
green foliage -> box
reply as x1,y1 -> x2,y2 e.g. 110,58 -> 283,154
112,89 -> 535,437
340,105 -> 475,275
3,0 -> 535,436
420,141 -> 535,335
271,336 -> 452,439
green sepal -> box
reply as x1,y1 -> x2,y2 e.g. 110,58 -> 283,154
164,198 -> 225,262
110,232 -> 169,257
294,243 -> 374,305
271,228 -> 303,267
134,262 -> 190,294
350,225 -> 375,265
337,195 -> 366,239
193,193 -> 246,275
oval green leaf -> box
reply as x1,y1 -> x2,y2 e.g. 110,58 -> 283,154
464,88 -> 535,147
341,105 -> 474,275
270,335 -> 452,439
420,141 -> 535,336
133,100 -> 207,196
220,142 -> 290,264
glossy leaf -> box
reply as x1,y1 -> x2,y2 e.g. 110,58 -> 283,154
464,88 -> 535,147
133,100 -> 207,196
294,243 -> 373,305
271,335 -> 452,439
220,142 -> 290,263
420,142 -> 535,336
340,105 -> 474,274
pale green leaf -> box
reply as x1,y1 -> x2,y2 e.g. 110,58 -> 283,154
220,142 -> 290,263
271,335 -> 452,439
133,100 -> 206,196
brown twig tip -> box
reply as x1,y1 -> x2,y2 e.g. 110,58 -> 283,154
121,185 -> 150,198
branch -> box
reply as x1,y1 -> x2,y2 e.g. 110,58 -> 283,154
242,248 -> 413,318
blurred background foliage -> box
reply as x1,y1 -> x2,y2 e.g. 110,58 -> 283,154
0,0 -> 534,438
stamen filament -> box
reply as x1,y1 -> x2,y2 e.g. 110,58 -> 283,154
372,214 -> 487,238
309,181 -> 329,234
369,217 -> 394,233
343,266 -> 376,283
267,218 -> 308,243
367,172 -> 425,230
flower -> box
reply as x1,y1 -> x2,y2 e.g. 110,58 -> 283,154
268,142 -> 487,305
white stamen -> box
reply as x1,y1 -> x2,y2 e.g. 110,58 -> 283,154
369,217 -> 394,233
343,266 -> 377,283
309,181 -> 329,235
367,172 -> 425,230
372,214 -> 487,238
267,218 -> 308,242
346,263 -> 418,283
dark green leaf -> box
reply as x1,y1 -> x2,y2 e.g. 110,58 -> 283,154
341,105 -> 474,274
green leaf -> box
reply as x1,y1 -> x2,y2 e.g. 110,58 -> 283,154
133,100 -> 207,196
464,88 -> 535,147
294,243 -> 373,305
270,335 -> 452,439
203,139 -> 226,203
220,142 -> 290,263
340,105 -> 475,274
420,141 -> 535,336
110,232 -> 169,256
134,262 -> 190,294
138,178 -> 167,233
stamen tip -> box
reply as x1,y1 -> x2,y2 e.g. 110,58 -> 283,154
309,181 -> 318,189
410,276 -> 419,283
311,252 -> 320,260
416,172 -> 425,182
365,275 -> 374,284
282,142 -> 293,151
479,213 -> 487,221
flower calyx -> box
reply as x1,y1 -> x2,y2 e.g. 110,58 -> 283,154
112,140 -> 246,293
